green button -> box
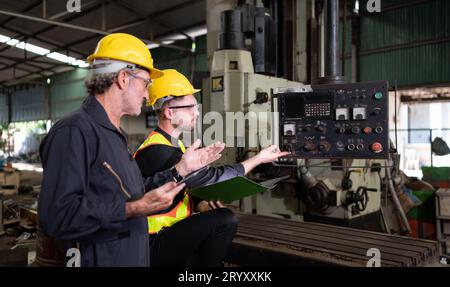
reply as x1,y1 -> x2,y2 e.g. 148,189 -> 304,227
374,92 -> 383,100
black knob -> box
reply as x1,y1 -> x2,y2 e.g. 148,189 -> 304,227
375,126 -> 383,134
315,125 -> 326,133
372,108 -> 381,115
283,144 -> 293,152
254,92 -> 269,104
337,127 -> 346,134
351,126 -> 360,134
303,142 -> 315,152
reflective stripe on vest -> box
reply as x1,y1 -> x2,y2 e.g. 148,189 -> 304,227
147,193 -> 192,234
134,131 -> 186,158
134,130 -> 190,234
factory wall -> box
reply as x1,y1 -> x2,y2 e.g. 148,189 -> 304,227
343,0 -> 450,87
0,93 -> 8,124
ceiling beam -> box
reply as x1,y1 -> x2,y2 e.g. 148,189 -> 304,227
0,0 -> 206,84
0,1 -> 109,56
0,0 -> 42,27
0,9 -> 110,35
0,60 -> 34,74
113,0 -> 192,40
48,0 -> 100,20
0,7 -> 193,52
0,54 -> 55,65
152,0 -> 204,18
0,25 -> 89,57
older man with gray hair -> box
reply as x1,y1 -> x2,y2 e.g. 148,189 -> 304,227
38,33 -> 223,267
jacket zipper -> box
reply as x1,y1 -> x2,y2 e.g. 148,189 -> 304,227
102,161 -> 132,200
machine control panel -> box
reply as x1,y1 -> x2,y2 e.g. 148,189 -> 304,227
277,81 -> 389,159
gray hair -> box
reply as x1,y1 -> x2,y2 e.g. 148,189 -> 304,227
85,72 -> 117,95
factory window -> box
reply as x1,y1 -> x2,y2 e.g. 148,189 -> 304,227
398,102 -> 450,178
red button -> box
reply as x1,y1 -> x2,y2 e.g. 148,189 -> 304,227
363,127 -> 372,134
370,142 -> 383,153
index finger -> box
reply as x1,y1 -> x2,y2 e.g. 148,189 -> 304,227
156,181 -> 186,194
277,151 -> 291,157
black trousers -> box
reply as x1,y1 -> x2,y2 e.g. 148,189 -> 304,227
148,208 -> 237,267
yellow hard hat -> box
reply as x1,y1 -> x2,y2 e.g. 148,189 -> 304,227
87,33 -> 164,79
148,69 -> 201,107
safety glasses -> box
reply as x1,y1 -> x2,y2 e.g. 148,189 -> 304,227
167,104 -> 199,110
127,72 -> 153,89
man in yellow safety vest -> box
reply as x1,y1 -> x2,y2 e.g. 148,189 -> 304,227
134,69 -> 288,267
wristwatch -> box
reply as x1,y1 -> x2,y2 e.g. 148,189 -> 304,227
170,166 -> 184,183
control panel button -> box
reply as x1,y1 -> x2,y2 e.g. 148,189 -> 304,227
318,141 -> 331,152
370,142 -> 383,153
374,92 -> 383,100
303,142 -> 315,152
356,144 -> 364,151
347,144 -> 356,151
315,125 -> 326,133
351,126 -> 360,134
283,144 -> 294,152
337,127 -> 346,134
363,127 -> 372,134
372,108 -> 381,115
374,126 -> 383,134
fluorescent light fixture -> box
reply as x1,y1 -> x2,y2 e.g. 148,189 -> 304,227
46,52 -> 76,64
147,43 -> 160,49
185,26 -> 207,38
145,25 -> 207,50
25,43 -> 50,56
15,42 -> 26,49
354,0 -> 360,13
0,35 -> 11,43
0,33 -> 89,68
72,59 -> 89,68
6,39 -> 19,46
160,34 -> 188,41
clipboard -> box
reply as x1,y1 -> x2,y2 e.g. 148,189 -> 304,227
186,175 -> 290,203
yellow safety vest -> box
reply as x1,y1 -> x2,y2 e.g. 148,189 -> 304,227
134,131 -> 191,234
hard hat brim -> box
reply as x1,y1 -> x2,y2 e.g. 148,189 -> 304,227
87,54 -> 164,79
149,67 -> 164,79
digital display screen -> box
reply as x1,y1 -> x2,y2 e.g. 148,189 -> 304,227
304,103 -> 331,117
283,95 -> 304,119
304,92 -> 333,119
282,92 -> 333,119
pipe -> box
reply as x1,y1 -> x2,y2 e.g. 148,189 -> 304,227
325,0 -> 340,78
385,165 -> 411,235
316,0 -> 345,84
